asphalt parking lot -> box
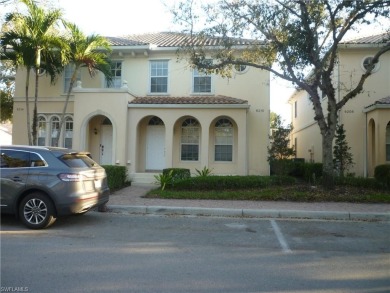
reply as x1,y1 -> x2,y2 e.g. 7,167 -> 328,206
1,212 -> 389,293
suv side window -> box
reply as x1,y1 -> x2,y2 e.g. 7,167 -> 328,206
0,150 -> 30,168
30,152 -> 46,167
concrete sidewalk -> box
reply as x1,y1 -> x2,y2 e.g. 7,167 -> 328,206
107,184 -> 390,221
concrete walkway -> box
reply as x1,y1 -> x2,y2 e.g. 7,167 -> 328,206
107,184 -> 390,221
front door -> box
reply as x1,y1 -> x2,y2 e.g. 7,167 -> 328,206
100,125 -> 113,165
146,125 -> 165,170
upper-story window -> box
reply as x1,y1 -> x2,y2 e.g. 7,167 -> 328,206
150,60 -> 168,93
193,60 -> 212,93
106,61 -> 122,88
234,64 -> 247,74
181,118 -> 200,161
362,56 -> 380,73
64,64 -> 80,93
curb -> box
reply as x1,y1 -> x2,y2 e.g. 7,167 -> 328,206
107,205 -> 390,222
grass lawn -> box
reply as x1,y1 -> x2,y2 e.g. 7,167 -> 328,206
145,184 -> 390,203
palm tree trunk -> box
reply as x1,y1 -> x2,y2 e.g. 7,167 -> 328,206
55,68 -> 78,147
25,68 -> 33,145
32,68 -> 39,145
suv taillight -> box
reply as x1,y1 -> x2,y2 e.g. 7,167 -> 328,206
58,173 -> 86,182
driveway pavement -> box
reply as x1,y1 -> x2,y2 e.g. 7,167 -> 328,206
107,184 -> 390,221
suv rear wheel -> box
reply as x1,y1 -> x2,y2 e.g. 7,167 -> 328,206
19,193 -> 56,229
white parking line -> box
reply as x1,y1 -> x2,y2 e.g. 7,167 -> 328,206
270,219 -> 292,254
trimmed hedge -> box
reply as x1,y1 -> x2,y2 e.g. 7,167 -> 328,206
374,164 -> 390,187
170,175 -> 296,191
163,168 -> 190,181
102,165 -> 130,190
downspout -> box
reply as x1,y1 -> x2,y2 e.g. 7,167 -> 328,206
364,111 -> 367,177
245,107 -> 249,175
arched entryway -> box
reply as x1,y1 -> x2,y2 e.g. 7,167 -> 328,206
87,115 -> 113,165
145,116 -> 166,171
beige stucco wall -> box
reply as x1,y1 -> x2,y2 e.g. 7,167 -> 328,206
11,46 -> 270,177
289,45 -> 390,177
366,108 -> 390,176
127,106 -> 250,176
12,96 -> 75,145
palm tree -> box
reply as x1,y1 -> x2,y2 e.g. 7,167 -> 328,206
1,32 -> 35,145
54,22 -> 112,147
1,0 -> 64,145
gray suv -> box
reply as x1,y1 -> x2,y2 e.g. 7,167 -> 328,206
0,145 -> 110,229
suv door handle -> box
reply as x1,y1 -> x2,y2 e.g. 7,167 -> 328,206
12,176 -> 22,182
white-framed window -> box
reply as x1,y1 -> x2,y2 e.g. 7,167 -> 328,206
106,61 -> 122,88
181,118 -> 200,161
215,118 -> 233,162
64,116 -> 73,149
50,116 -> 60,146
35,114 -> 74,147
37,115 -> 47,146
64,64 -> 80,93
234,64 -> 248,74
361,56 -> 380,73
150,60 -> 168,93
193,61 -> 212,93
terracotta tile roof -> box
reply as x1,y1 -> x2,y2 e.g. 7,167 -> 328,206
105,36 -> 148,46
365,96 -> 390,109
129,95 -> 248,105
107,32 -> 260,48
373,96 -> 390,105
341,32 -> 390,44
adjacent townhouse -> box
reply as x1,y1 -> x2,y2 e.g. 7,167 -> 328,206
11,32 -> 271,183
289,33 -> 390,177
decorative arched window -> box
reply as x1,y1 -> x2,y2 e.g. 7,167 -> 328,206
215,118 -> 233,161
64,116 -> 73,149
37,115 -> 47,146
50,116 -> 60,146
181,118 -> 200,161
148,116 -> 164,126
386,122 -> 390,161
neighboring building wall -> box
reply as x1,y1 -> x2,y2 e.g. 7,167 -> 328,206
337,46 -> 390,176
289,38 -> 390,177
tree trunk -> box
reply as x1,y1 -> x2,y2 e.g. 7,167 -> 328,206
25,69 -> 32,145
32,69 -> 39,145
55,68 -> 78,147
321,131 -> 335,189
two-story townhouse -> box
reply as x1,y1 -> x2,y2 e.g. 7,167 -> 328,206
11,32 -> 270,183
289,33 -> 390,177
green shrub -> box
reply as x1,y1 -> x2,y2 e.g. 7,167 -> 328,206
335,176 -> 385,190
374,164 -> 390,187
154,170 -> 173,191
270,159 -> 295,176
289,159 -> 305,177
163,168 -> 190,181
195,166 -> 213,177
171,175 -> 296,191
303,163 -> 323,183
102,165 -> 130,190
